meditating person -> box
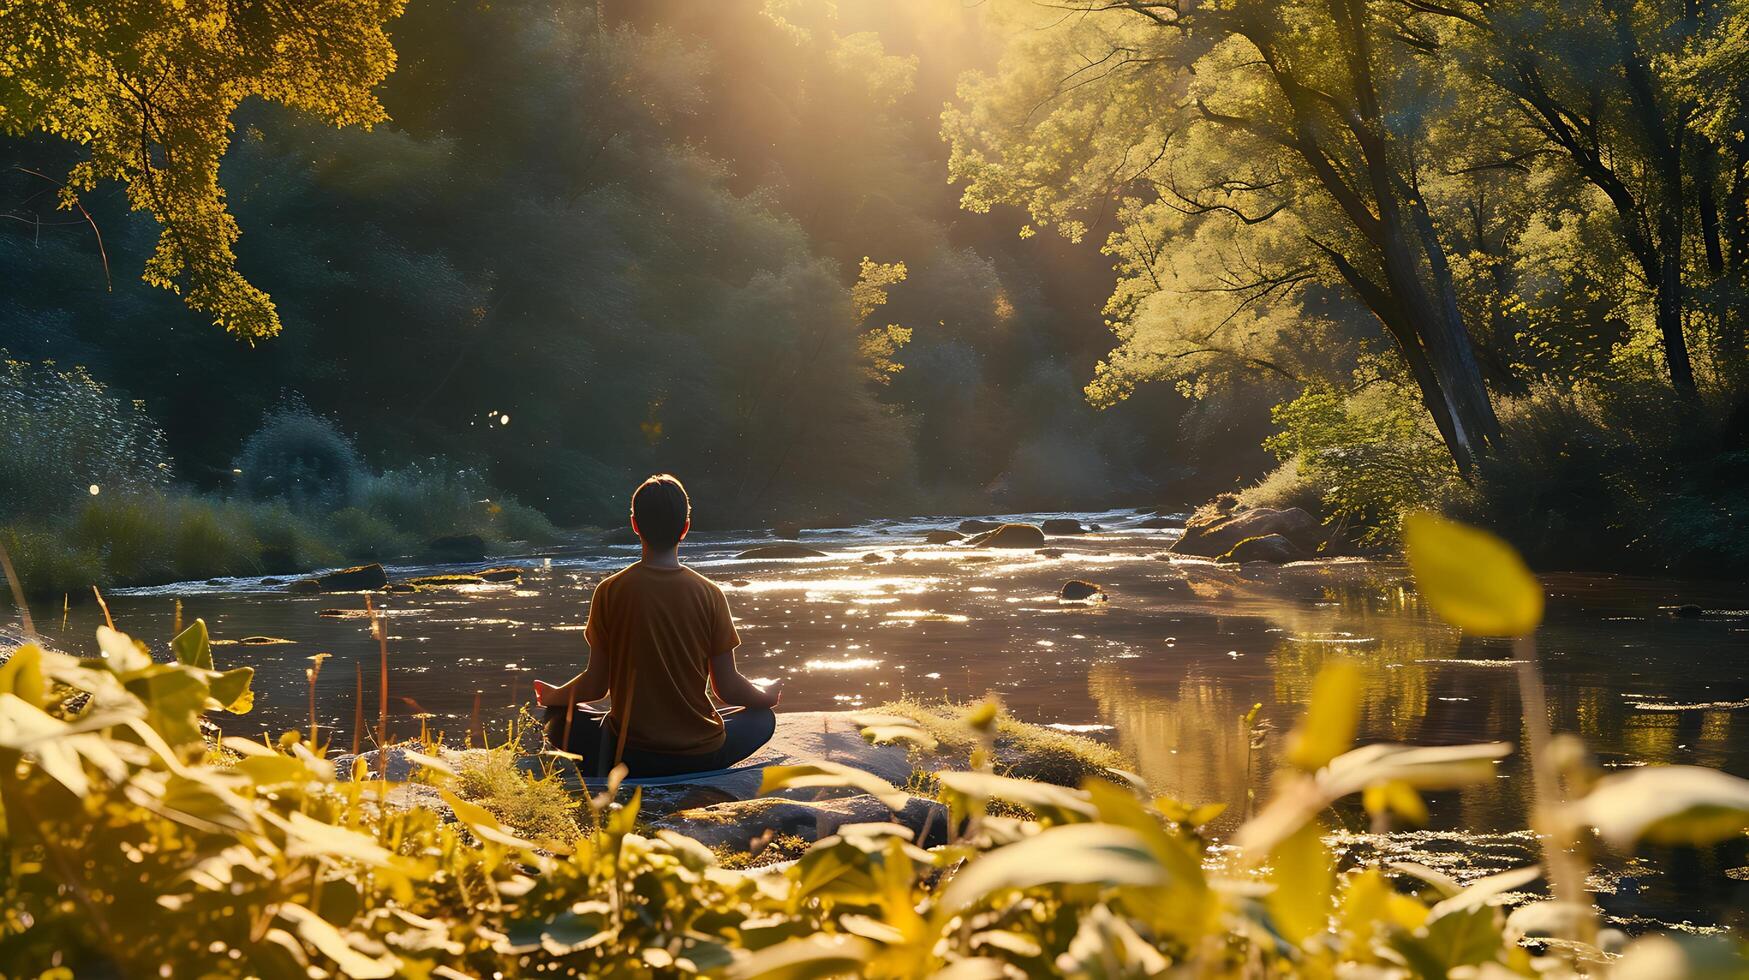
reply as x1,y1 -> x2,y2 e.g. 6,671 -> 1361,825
532,473 -> 781,777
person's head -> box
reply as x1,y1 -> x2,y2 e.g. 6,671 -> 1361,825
630,473 -> 690,550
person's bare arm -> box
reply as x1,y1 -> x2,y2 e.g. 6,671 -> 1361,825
533,649 -> 610,707
709,651 -> 781,709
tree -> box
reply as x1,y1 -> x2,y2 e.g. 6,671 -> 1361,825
0,0 -> 406,340
1423,0 -> 1749,397
946,0 -> 1522,474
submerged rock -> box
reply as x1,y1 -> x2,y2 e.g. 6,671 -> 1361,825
382,582 -> 420,594
1674,604 -> 1705,619
736,543 -> 829,560
655,794 -> 948,851
477,567 -> 524,583
964,523 -> 1047,549
1041,518 -> 1087,535
1058,580 -> 1105,601
922,530 -> 963,544
406,574 -> 487,587
1219,534 -> 1307,564
861,552 -> 889,564
296,563 -> 388,593
1172,507 -> 1324,558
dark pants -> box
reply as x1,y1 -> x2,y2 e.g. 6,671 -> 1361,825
542,704 -> 777,778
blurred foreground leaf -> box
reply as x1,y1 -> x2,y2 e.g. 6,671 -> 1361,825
1580,766 -> 1749,847
1404,512 -> 1544,637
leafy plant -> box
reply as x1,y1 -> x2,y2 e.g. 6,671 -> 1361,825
1,518 -> 1746,976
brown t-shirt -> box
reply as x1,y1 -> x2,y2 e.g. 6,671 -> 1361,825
584,562 -> 740,754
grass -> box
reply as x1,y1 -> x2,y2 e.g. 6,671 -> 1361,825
1,478 -> 563,598
871,696 -> 1127,786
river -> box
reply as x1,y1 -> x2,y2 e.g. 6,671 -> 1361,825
29,507 -> 1749,932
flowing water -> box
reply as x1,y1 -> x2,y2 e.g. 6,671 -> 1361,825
28,508 -> 1749,931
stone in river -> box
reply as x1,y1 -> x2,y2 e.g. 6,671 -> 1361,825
1058,580 -> 1104,601
476,566 -> 524,583
964,523 -> 1047,548
1036,547 -> 1066,558
296,563 -> 388,593
861,552 -> 888,563
1219,533 -> 1307,564
1041,518 -> 1087,535
1134,515 -> 1183,529
382,582 -> 420,594
405,574 -> 486,587
923,530 -> 963,544
1172,506 -> 1324,558
1674,604 -> 1705,619
957,518 -> 1003,533
737,543 -> 829,559
426,533 -> 487,562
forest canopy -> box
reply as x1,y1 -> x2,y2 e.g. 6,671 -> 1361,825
4,0 -> 1749,571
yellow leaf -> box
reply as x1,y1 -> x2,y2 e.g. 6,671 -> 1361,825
1403,512 -> 1543,637
1285,660 -> 1362,771
1266,820 -> 1333,945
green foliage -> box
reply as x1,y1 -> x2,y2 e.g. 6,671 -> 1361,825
5,588 -> 1749,974
1456,382 -> 1749,573
234,399 -> 365,510
0,353 -> 171,521
0,0 -> 407,338
1263,383 -> 1462,544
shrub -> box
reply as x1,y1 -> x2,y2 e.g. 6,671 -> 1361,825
0,354 -> 171,522
494,496 -> 562,545
0,525 -> 103,601
233,397 -> 364,511
1263,382 -> 1461,544
1457,380 -> 1749,574
357,460 -> 496,540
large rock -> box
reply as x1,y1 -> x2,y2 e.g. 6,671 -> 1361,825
922,530 -> 963,544
427,534 -> 487,562
654,794 -> 949,851
737,543 -> 830,560
964,523 -> 1047,549
1171,506 -> 1324,558
1219,534 -> 1308,564
1041,518 -> 1087,535
295,563 -> 388,593
561,711 -> 921,818
1058,580 -> 1104,600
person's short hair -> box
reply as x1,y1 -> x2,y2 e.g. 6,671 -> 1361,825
631,474 -> 690,549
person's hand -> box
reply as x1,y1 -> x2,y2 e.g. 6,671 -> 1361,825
754,677 -> 783,708
532,679 -> 557,706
